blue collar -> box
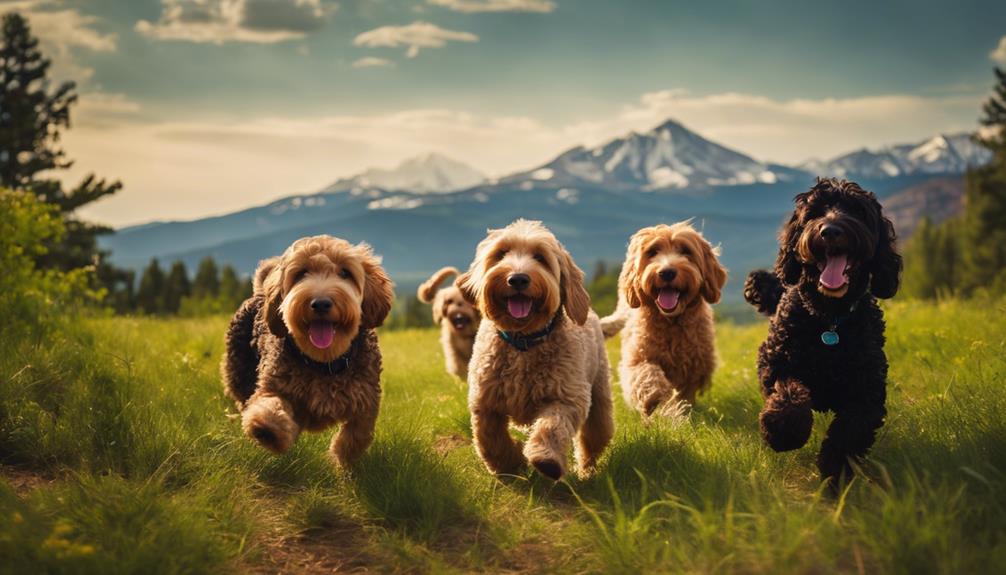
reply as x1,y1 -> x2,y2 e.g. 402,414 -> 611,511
284,333 -> 358,375
497,313 -> 561,352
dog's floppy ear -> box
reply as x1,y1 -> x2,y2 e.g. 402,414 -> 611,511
618,231 -> 645,308
868,197 -> 902,299
558,243 -> 590,326
432,294 -> 445,324
260,258 -> 288,337
358,244 -> 394,329
454,269 -> 478,306
698,240 -> 728,304
775,205 -> 805,286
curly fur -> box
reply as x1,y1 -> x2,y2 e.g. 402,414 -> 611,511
744,178 -> 902,486
418,266 -> 481,380
602,222 -> 727,415
221,235 -> 394,467
457,219 -> 614,481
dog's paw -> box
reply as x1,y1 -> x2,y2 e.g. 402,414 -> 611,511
760,382 -> 813,452
242,396 -> 299,454
530,457 -> 564,481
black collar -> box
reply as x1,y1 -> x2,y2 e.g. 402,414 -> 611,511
284,333 -> 358,375
497,313 -> 561,352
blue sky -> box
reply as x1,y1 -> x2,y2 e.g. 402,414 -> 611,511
4,0 -> 1005,225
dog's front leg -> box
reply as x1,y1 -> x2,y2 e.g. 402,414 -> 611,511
759,379 -> 813,453
524,401 -> 583,481
242,391 -> 301,454
817,397 -> 886,486
624,361 -> 673,416
330,405 -> 379,468
472,409 -> 525,476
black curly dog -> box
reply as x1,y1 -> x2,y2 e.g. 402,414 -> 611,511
744,178 -> 902,487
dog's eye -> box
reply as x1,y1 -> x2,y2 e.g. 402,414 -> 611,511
646,248 -> 659,258
445,298 -> 453,305
679,246 -> 692,256
292,270 -> 307,282
533,253 -> 546,264
494,249 -> 508,261
338,268 -> 352,280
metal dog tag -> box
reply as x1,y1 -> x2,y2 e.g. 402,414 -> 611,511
821,330 -> 840,346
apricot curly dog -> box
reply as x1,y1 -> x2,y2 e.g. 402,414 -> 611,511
222,235 -> 394,467
744,178 -> 901,485
602,222 -> 727,416
417,266 -> 481,380
456,220 -> 614,481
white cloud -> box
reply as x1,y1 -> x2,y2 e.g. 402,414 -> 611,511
352,56 -> 394,68
0,0 -> 117,82
354,20 -> 477,58
427,0 -> 556,13
135,0 -> 332,45
991,35 -> 1006,64
63,90 -> 982,226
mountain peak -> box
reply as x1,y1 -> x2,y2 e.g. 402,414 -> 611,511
511,117 -> 785,190
809,132 -> 989,179
326,153 -> 487,194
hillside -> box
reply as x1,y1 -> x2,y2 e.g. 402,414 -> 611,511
101,120 -> 986,301
2,298 -> 1004,572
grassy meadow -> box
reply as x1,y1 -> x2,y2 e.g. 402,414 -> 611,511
1,297 -> 1005,574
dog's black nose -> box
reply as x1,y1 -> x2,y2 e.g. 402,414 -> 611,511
310,297 -> 333,314
507,273 -> 531,291
659,268 -> 677,282
820,224 -> 843,241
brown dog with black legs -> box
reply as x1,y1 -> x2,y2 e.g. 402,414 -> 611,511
221,235 -> 394,467
457,219 -> 614,481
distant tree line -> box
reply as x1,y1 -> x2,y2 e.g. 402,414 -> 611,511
126,257 -> 253,316
902,67 -> 1006,299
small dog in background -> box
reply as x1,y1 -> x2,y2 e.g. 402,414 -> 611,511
744,178 -> 901,485
602,222 -> 727,416
222,235 -> 394,467
457,219 -> 614,481
417,266 -> 481,380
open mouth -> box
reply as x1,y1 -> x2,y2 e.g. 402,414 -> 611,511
817,253 -> 851,297
308,320 -> 335,349
506,295 -> 533,319
450,313 -> 471,330
655,287 -> 680,312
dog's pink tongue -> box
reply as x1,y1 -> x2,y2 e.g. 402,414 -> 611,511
820,254 -> 848,290
657,288 -> 680,310
308,321 -> 334,349
507,296 -> 532,319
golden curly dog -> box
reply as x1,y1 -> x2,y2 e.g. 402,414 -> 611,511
456,219 -> 614,481
221,235 -> 394,467
601,222 -> 727,416
417,266 -> 481,380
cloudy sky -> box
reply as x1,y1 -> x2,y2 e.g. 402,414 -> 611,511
4,0 -> 1006,226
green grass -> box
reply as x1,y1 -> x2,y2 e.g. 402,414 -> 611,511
1,298 -> 1005,573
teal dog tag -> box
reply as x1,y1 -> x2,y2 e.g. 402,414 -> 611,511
821,330 -> 840,346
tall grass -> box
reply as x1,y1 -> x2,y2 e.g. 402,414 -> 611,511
1,297 -> 1004,573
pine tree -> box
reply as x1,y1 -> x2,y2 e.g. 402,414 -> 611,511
136,259 -> 166,315
960,67 -> 1006,294
0,13 -> 122,273
219,265 -> 243,310
163,261 -> 191,314
192,257 -> 220,299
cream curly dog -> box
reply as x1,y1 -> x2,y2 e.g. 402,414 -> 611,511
417,266 -> 481,380
222,235 -> 394,467
456,219 -> 614,481
602,222 -> 727,416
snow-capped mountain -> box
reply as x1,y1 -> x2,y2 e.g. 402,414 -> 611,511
506,119 -> 792,190
802,133 -> 991,179
323,152 -> 486,194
